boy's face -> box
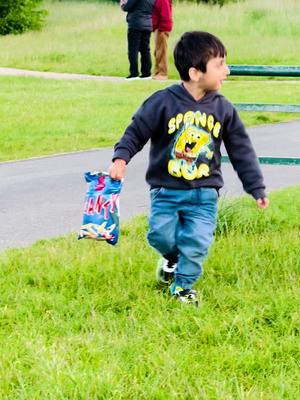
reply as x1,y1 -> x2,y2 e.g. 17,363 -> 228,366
197,56 -> 230,91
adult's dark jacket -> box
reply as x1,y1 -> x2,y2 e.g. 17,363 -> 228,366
121,0 -> 155,31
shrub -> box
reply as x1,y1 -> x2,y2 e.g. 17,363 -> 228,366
0,0 -> 47,35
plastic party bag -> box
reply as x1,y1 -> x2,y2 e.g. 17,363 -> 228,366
78,171 -> 123,245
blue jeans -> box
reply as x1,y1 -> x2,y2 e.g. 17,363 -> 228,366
147,187 -> 218,290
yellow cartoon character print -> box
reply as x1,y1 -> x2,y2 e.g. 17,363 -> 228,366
168,124 -> 213,181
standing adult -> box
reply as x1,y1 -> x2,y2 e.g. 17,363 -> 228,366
120,0 -> 155,80
152,0 -> 173,80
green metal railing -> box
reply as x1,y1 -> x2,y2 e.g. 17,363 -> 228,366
222,65 -> 300,166
235,104 -> 300,113
222,156 -> 300,166
229,65 -> 300,77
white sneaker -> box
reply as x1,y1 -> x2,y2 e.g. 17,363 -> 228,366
170,284 -> 199,307
125,75 -> 139,80
156,257 -> 177,284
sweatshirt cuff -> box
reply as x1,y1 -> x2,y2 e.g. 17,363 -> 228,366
112,149 -> 131,164
251,188 -> 266,200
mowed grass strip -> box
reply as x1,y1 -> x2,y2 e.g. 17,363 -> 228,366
0,186 -> 299,399
1,76 -> 300,162
0,0 -> 299,76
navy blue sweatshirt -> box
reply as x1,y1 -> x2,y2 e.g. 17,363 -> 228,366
113,84 -> 266,200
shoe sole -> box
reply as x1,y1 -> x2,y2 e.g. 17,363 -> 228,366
175,296 -> 199,307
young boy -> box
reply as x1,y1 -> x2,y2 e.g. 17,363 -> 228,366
109,31 -> 269,306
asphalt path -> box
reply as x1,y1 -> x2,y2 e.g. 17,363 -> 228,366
1,120 -> 299,252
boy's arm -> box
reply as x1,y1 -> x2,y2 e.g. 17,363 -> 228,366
108,119 -> 149,180
109,158 -> 126,181
256,197 -> 269,209
109,94 -> 161,180
223,106 -> 269,209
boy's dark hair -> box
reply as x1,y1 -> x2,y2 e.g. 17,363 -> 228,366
174,31 -> 227,81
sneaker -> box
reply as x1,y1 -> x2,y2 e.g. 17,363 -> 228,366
152,74 -> 168,81
156,257 -> 177,284
170,284 -> 199,307
126,75 -> 139,80
140,75 -> 152,80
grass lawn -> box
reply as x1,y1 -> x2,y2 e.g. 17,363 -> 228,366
0,186 -> 299,399
0,0 -> 299,163
1,76 -> 299,162
1,2 -> 299,397
0,0 -> 299,77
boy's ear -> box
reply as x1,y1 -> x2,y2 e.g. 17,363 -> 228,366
188,67 -> 203,82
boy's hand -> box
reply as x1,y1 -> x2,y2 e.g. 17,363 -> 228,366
256,197 -> 269,209
108,159 -> 126,181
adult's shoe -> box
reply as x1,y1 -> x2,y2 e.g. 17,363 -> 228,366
152,74 -> 168,81
126,75 -> 139,80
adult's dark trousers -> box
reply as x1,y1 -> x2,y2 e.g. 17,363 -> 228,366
127,29 -> 152,77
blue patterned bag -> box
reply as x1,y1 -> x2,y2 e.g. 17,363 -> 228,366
78,171 -> 123,245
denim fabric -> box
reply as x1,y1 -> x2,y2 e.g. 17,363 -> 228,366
147,187 -> 218,289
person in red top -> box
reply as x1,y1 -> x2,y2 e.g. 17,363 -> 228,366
152,0 -> 173,80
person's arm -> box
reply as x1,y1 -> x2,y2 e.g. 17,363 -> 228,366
256,197 -> 269,209
108,94 -> 162,180
158,0 -> 173,32
108,117 -> 151,181
223,105 -> 269,209
109,158 -> 126,180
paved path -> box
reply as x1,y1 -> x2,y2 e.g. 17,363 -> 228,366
1,67 -> 300,83
0,67 -> 125,81
1,120 -> 299,252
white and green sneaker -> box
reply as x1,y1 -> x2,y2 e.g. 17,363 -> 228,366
156,257 -> 177,284
170,284 -> 199,307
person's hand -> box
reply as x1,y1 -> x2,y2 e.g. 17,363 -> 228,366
108,159 -> 126,181
256,197 -> 269,209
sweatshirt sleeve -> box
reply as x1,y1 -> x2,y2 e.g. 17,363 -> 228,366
159,0 -> 173,32
112,93 -> 162,163
223,105 -> 266,200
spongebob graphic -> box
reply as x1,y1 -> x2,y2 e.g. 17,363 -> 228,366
168,123 -> 213,181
